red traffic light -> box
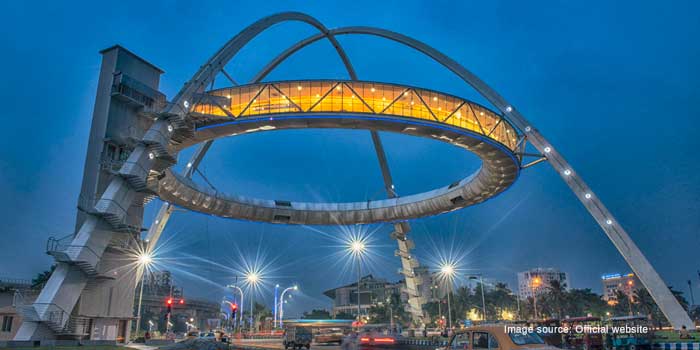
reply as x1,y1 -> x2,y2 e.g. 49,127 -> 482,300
179,299 -> 185,304
166,298 -> 173,305
231,303 -> 238,311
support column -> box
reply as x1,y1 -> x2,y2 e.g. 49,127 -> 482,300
15,46 -> 178,340
369,131 -> 427,325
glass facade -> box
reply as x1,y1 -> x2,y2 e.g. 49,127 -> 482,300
191,80 -> 519,150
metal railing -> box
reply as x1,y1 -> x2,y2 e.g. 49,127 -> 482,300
46,234 -> 101,267
33,302 -> 69,328
111,72 -> 166,112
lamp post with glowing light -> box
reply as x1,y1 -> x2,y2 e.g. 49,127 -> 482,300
348,239 -> 366,322
278,285 -> 298,328
627,279 -> 634,316
246,272 -> 260,331
531,276 -> 542,319
439,263 -> 455,330
274,284 -> 279,328
134,252 -> 152,338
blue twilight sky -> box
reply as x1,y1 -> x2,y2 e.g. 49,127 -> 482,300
1,1 -> 699,316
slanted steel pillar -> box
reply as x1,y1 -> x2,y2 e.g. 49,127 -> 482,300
369,131 -> 427,326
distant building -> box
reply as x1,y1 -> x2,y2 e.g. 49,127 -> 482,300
601,273 -> 641,301
0,278 -> 37,341
517,268 -> 569,299
134,271 -> 220,333
323,275 -> 403,317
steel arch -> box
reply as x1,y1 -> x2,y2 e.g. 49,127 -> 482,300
306,26 -> 691,328
147,12 -> 359,246
147,12 -> 431,323
155,17 -> 691,328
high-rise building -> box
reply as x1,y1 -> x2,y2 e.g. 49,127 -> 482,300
601,273 -> 641,301
517,268 -> 569,299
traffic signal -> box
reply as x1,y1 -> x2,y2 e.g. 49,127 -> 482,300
166,298 -> 173,314
230,303 -> 238,317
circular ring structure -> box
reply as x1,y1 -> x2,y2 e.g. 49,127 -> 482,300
156,79 -> 521,225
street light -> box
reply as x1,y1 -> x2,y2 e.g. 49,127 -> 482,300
274,284 -> 280,328
531,276 -> 542,319
246,272 -> 261,331
135,252 -> 152,339
627,279 -> 634,316
468,274 -> 487,321
439,263 -> 456,330
278,285 -> 298,328
348,238 -> 367,322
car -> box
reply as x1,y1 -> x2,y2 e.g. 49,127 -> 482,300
200,332 -> 217,340
358,325 -> 399,347
314,330 -> 343,344
186,331 -> 199,339
440,325 -> 559,350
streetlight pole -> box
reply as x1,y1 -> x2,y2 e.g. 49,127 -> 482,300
627,279 -> 634,316
357,256 -> 362,320
278,285 -> 298,328
135,253 -> 152,339
246,272 -> 260,332
274,284 -> 279,328
446,281 -> 453,329
348,239 -> 366,323
440,263 -> 455,331
531,276 -> 542,319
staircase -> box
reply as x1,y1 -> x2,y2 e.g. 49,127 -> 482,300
46,235 -> 99,276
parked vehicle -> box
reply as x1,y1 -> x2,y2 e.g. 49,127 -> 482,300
532,319 -> 563,347
608,316 -> 652,350
561,317 -> 603,350
285,326 -> 313,349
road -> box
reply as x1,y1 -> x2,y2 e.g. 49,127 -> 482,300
231,340 -> 341,350
233,339 -> 397,350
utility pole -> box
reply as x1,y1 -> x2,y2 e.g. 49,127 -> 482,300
688,280 -> 696,306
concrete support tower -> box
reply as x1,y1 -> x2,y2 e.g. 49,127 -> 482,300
14,46 -> 168,341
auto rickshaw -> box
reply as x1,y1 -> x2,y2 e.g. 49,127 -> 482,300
561,317 -> 604,350
608,316 -> 652,350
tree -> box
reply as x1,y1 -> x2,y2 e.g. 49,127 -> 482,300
253,302 -> 272,328
633,288 -> 663,328
302,309 -> 331,319
564,288 -> 608,318
612,290 -> 632,316
32,265 -> 56,289
544,280 -> 567,318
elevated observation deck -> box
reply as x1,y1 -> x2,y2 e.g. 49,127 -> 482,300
155,80 -> 522,225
